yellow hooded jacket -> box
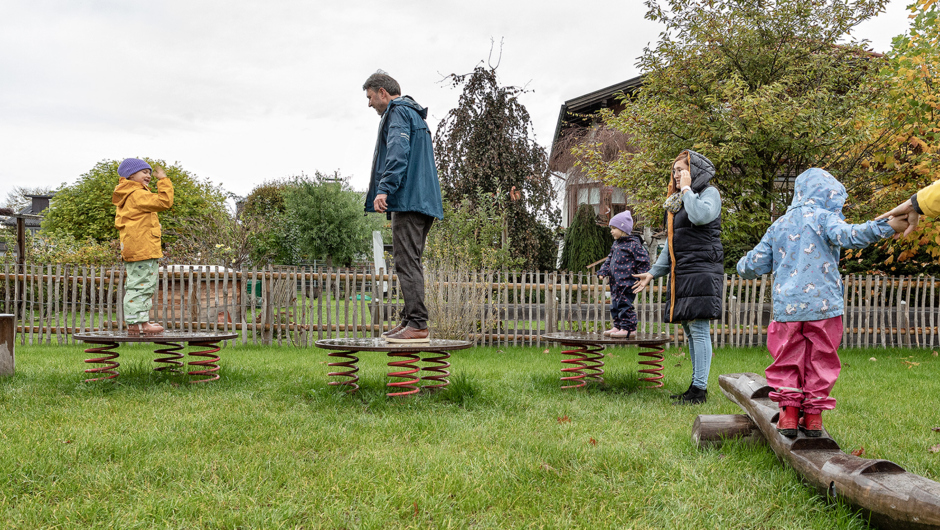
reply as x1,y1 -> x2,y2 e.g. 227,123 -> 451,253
112,178 -> 174,262
914,180 -> 940,218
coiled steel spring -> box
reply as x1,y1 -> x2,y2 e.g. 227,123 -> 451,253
420,350 -> 451,392
637,342 -> 665,388
153,341 -> 185,374
83,341 -> 120,382
560,343 -> 605,389
386,351 -> 421,396
187,340 -> 221,383
327,350 -> 360,393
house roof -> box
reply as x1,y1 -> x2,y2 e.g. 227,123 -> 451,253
550,75 -> 644,153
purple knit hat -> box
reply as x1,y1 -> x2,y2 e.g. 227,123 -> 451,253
609,210 -> 634,234
118,158 -> 152,178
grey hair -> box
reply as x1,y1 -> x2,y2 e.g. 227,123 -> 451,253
362,71 -> 401,96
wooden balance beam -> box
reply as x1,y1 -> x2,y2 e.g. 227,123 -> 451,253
691,372 -> 940,530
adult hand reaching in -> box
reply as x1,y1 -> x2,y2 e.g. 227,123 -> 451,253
632,272 -> 653,294
875,199 -> 919,237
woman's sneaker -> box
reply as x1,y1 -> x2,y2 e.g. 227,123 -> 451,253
673,385 -> 707,405
670,382 -> 694,400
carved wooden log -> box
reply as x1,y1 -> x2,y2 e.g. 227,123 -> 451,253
719,372 -> 940,530
0,314 -> 13,376
692,414 -> 765,449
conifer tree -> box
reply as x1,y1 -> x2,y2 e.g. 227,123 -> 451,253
559,204 -> 613,273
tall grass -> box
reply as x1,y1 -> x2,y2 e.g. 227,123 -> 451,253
0,343 -> 937,529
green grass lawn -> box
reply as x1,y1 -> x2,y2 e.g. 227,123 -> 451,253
1,342 -> 938,529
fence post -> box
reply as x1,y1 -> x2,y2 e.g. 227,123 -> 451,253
0,314 -> 13,376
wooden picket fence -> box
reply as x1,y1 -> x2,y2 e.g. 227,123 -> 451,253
0,263 -> 936,348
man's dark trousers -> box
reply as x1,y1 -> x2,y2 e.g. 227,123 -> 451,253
391,211 -> 434,330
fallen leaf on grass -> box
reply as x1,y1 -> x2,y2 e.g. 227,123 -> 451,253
589,438 -> 597,446
851,447 -> 865,457
869,357 -> 877,361
929,444 -> 940,454
61,440 -> 72,444
934,351 -> 939,357
413,502 -> 419,517
540,463 -> 557,472
542,349 -> 550,354
497,349 -> 504,353
557,415 -> 571,423
903,360 -> 920,369
932,427 -> 940,432
674,363 -> 682,367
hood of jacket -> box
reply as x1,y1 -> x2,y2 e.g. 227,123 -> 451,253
787,168 -> 846,219
389,95 -> 427,120
112,178 -> 148,208
685,150 -> 716,193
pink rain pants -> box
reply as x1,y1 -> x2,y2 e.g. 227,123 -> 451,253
765,316 -> 843,414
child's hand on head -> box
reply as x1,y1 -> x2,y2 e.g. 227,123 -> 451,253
153,166 -> 167,180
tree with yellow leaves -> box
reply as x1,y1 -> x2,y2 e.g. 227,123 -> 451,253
850,0 -> 940,275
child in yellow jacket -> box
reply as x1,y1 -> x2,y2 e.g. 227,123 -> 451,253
112,158 -> 174,334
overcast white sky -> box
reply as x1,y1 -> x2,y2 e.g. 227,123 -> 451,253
0,0 -> 915,207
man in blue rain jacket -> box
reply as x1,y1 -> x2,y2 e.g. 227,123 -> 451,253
363,71 -> 443,343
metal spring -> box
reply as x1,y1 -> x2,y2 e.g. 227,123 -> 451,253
186,340 -> 221,383
420,350 -> 451,392
327,350 -> 360,393
83,341 -> 120,382
560,343 -> 605,389
637,342 -> 665,388
153,341 -> 185,374
386,351 -> 421,396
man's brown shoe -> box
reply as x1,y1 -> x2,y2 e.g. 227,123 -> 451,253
385,326 -> 430,343
382,322 -> 407,337
127,322 -> 164,335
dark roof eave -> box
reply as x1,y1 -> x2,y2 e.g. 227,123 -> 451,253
563,74 -> 645,111
550,74 -> 646,154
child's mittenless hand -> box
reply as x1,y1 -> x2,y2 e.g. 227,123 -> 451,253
887,215 -> 910,238
153,166 -> 167,180
631,272 -> 653,294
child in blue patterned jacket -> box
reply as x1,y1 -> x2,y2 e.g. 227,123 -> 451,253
598,210 -> 651,338
736,168 -> 908,438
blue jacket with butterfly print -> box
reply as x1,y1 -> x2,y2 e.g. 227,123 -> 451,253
736,168 -> 895,322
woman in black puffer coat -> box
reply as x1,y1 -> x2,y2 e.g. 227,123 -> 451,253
633,149 -> 723,404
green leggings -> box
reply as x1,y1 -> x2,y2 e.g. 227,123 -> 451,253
123,259 -> 158,324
